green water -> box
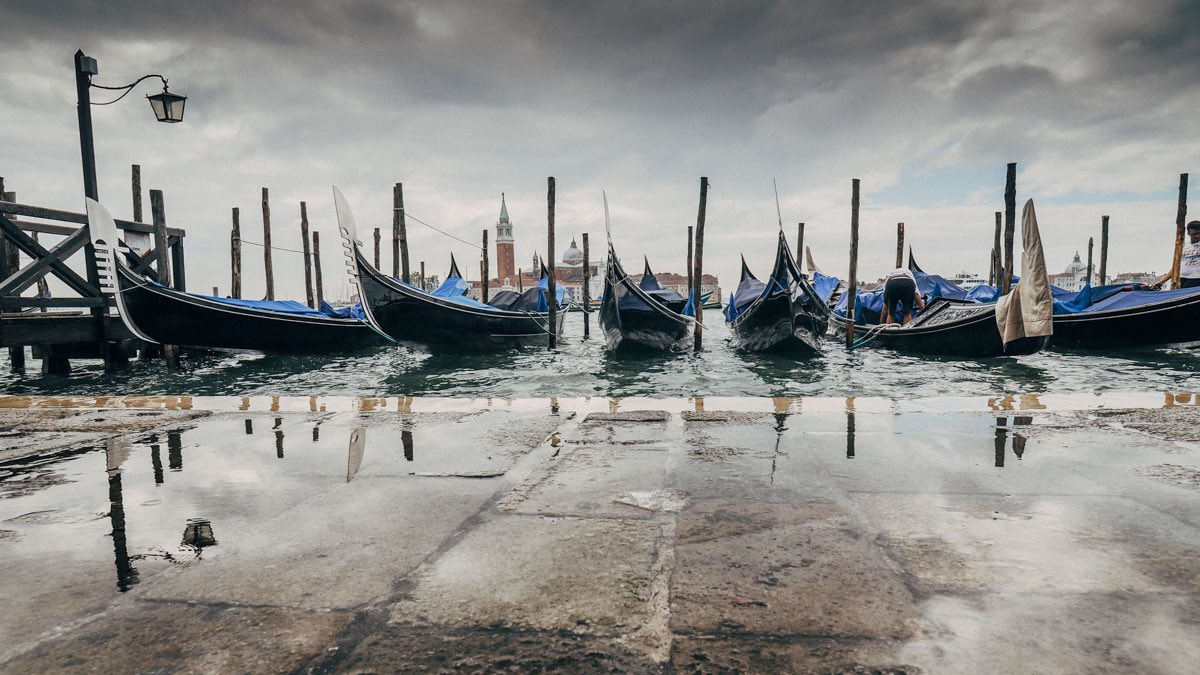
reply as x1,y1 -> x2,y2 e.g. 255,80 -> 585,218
0,320 -> 1197,398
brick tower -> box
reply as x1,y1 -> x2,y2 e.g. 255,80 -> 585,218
495,193 -> 515,282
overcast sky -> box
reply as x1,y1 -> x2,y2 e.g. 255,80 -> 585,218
2,0 -> 1198,301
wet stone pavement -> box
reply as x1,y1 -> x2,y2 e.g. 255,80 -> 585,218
0,396 -> 1198,673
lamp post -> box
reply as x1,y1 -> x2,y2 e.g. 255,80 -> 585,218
73,49 -> 185,371
74,49 -> 186,200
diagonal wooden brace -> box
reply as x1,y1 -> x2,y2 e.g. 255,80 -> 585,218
0,214 -> 99,297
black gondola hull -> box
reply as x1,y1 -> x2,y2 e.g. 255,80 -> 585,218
116,268 -> 382,353
357,255 -> 564,352
599,276 -> 692,352
730,291 -> 828,354
1051,292 -> 1200,349
832,309 -> 1046,358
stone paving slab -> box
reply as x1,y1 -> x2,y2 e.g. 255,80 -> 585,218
0,602 -> 352,674
390,515 -> 660,635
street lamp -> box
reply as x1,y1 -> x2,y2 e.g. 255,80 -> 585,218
74,49 -> 187,200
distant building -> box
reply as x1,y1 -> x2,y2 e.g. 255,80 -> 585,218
1047,251 -> 1094,291
1111,271 -> 1157,286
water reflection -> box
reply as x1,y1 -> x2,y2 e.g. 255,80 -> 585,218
181,518 -> 217,552
105,440 -> 138,592
167,430 -> 182,471
347,426 -> 365,482
402,426 -> 414,462
994,416 -> 1031,467
846,411 -> 855,459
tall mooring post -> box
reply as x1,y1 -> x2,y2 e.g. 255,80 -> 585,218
1087,237 -> 1094,285
150,189 -> 178,369
300,201 -> 314,308
1099,215 -> 1110,285
262,187 -> 274,300
693,177 -> 708,351
1002,163 -> 1017,295
419,261 -> 426,291
1171,173 -> 1189,288
686,225 -> 694,307
992,211 -> 1002,286
230,208 -> 242,299
895,222 -> 905,268
547,177 -> 557,350
481,229 -> 489,303
582,232 -> 591,338
373,227 -> 381,269
312,231 -> 324,306
393,183 -> 410,283
796,222 -> 805,274
846,179 -> 860,347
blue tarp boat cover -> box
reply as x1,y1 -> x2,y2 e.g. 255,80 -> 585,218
811,272 -> 840,304
153,279 -> 350,319
625,267 -> 693,316
318,302 -> 366,320
1050,283 -> 1200,315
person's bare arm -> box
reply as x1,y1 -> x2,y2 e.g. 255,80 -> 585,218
915,290 -> 926,310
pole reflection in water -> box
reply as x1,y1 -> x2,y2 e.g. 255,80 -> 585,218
313,424 -> 320,442
846,411 -> 856,459
105,440 -> 138,591
771,412 -> 788,483
181,518 -> 217,557
244,419 -> 253,435
994,416 -> 1031,467
402,426 -> 414,462
347,426 -> 365,482
149,434 -> 164,485
167,430 -> 182,471
274,417 -> 284,458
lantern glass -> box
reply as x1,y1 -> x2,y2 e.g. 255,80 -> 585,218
146,89 -> 187,123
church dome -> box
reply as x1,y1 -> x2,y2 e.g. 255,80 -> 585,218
1064,251 -> 1086,275
562,237 -> 584,265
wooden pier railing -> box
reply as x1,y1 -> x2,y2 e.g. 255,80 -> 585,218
0,182 -> 186,374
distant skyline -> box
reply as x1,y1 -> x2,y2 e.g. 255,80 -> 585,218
1,1 -> 1197,300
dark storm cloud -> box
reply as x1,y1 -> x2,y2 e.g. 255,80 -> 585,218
0,0 -> 1197,296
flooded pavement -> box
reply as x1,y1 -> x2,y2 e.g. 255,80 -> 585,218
0,395 -> 1198,673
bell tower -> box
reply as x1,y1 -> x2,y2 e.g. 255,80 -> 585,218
495,193 -> 515,281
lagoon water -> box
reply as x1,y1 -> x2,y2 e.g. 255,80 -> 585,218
0,319 -> 1197,398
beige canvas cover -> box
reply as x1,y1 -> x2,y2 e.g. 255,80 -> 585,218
995,199 -> 1053,345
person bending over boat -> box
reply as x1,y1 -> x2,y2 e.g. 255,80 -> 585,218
881,267 -> 926,326
1152,220 -> 1200,289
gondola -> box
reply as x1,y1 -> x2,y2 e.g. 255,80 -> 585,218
599,248 -> 694,352
85,199 -> 387,354
908,250 -> 1200,350
831,198 -> 1053,358
725,231 -> 829,353
332,188 -> 565,351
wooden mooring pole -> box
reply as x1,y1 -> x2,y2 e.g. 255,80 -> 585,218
300,202 -> 315,307
796,222 -> 805,273
547,177 -> 557,350
582,233 -> 591,338
312,231 -> 324,306
1171,173 -> 1189,288
1099,215 -> 1109,285
231,208 -> 242,299
992,211 -> 1002,287
373,227 -> 381,270
1002,163 -> 1017,295
895,222 -> 905,268
420,261 -> 426,291
686,225 -> 694,306
131,165 -> 142,223
394,183 -> 410,283
481,229 -> 489,303
1,185 -> 23,372
150,189 -> 178,369
262,187 -> 274,300
846,179 -> 860,348
693,177 -> 708,351
1087,237 -> 1094,285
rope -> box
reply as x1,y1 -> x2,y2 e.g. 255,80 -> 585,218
405,212 -> 484,250
237,238 -> 309,255
847,323 -> 891,350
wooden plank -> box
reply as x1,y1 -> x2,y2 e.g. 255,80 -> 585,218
0,297 -> 109,308
0,201 -> 184,237
0,315 -> 132,347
